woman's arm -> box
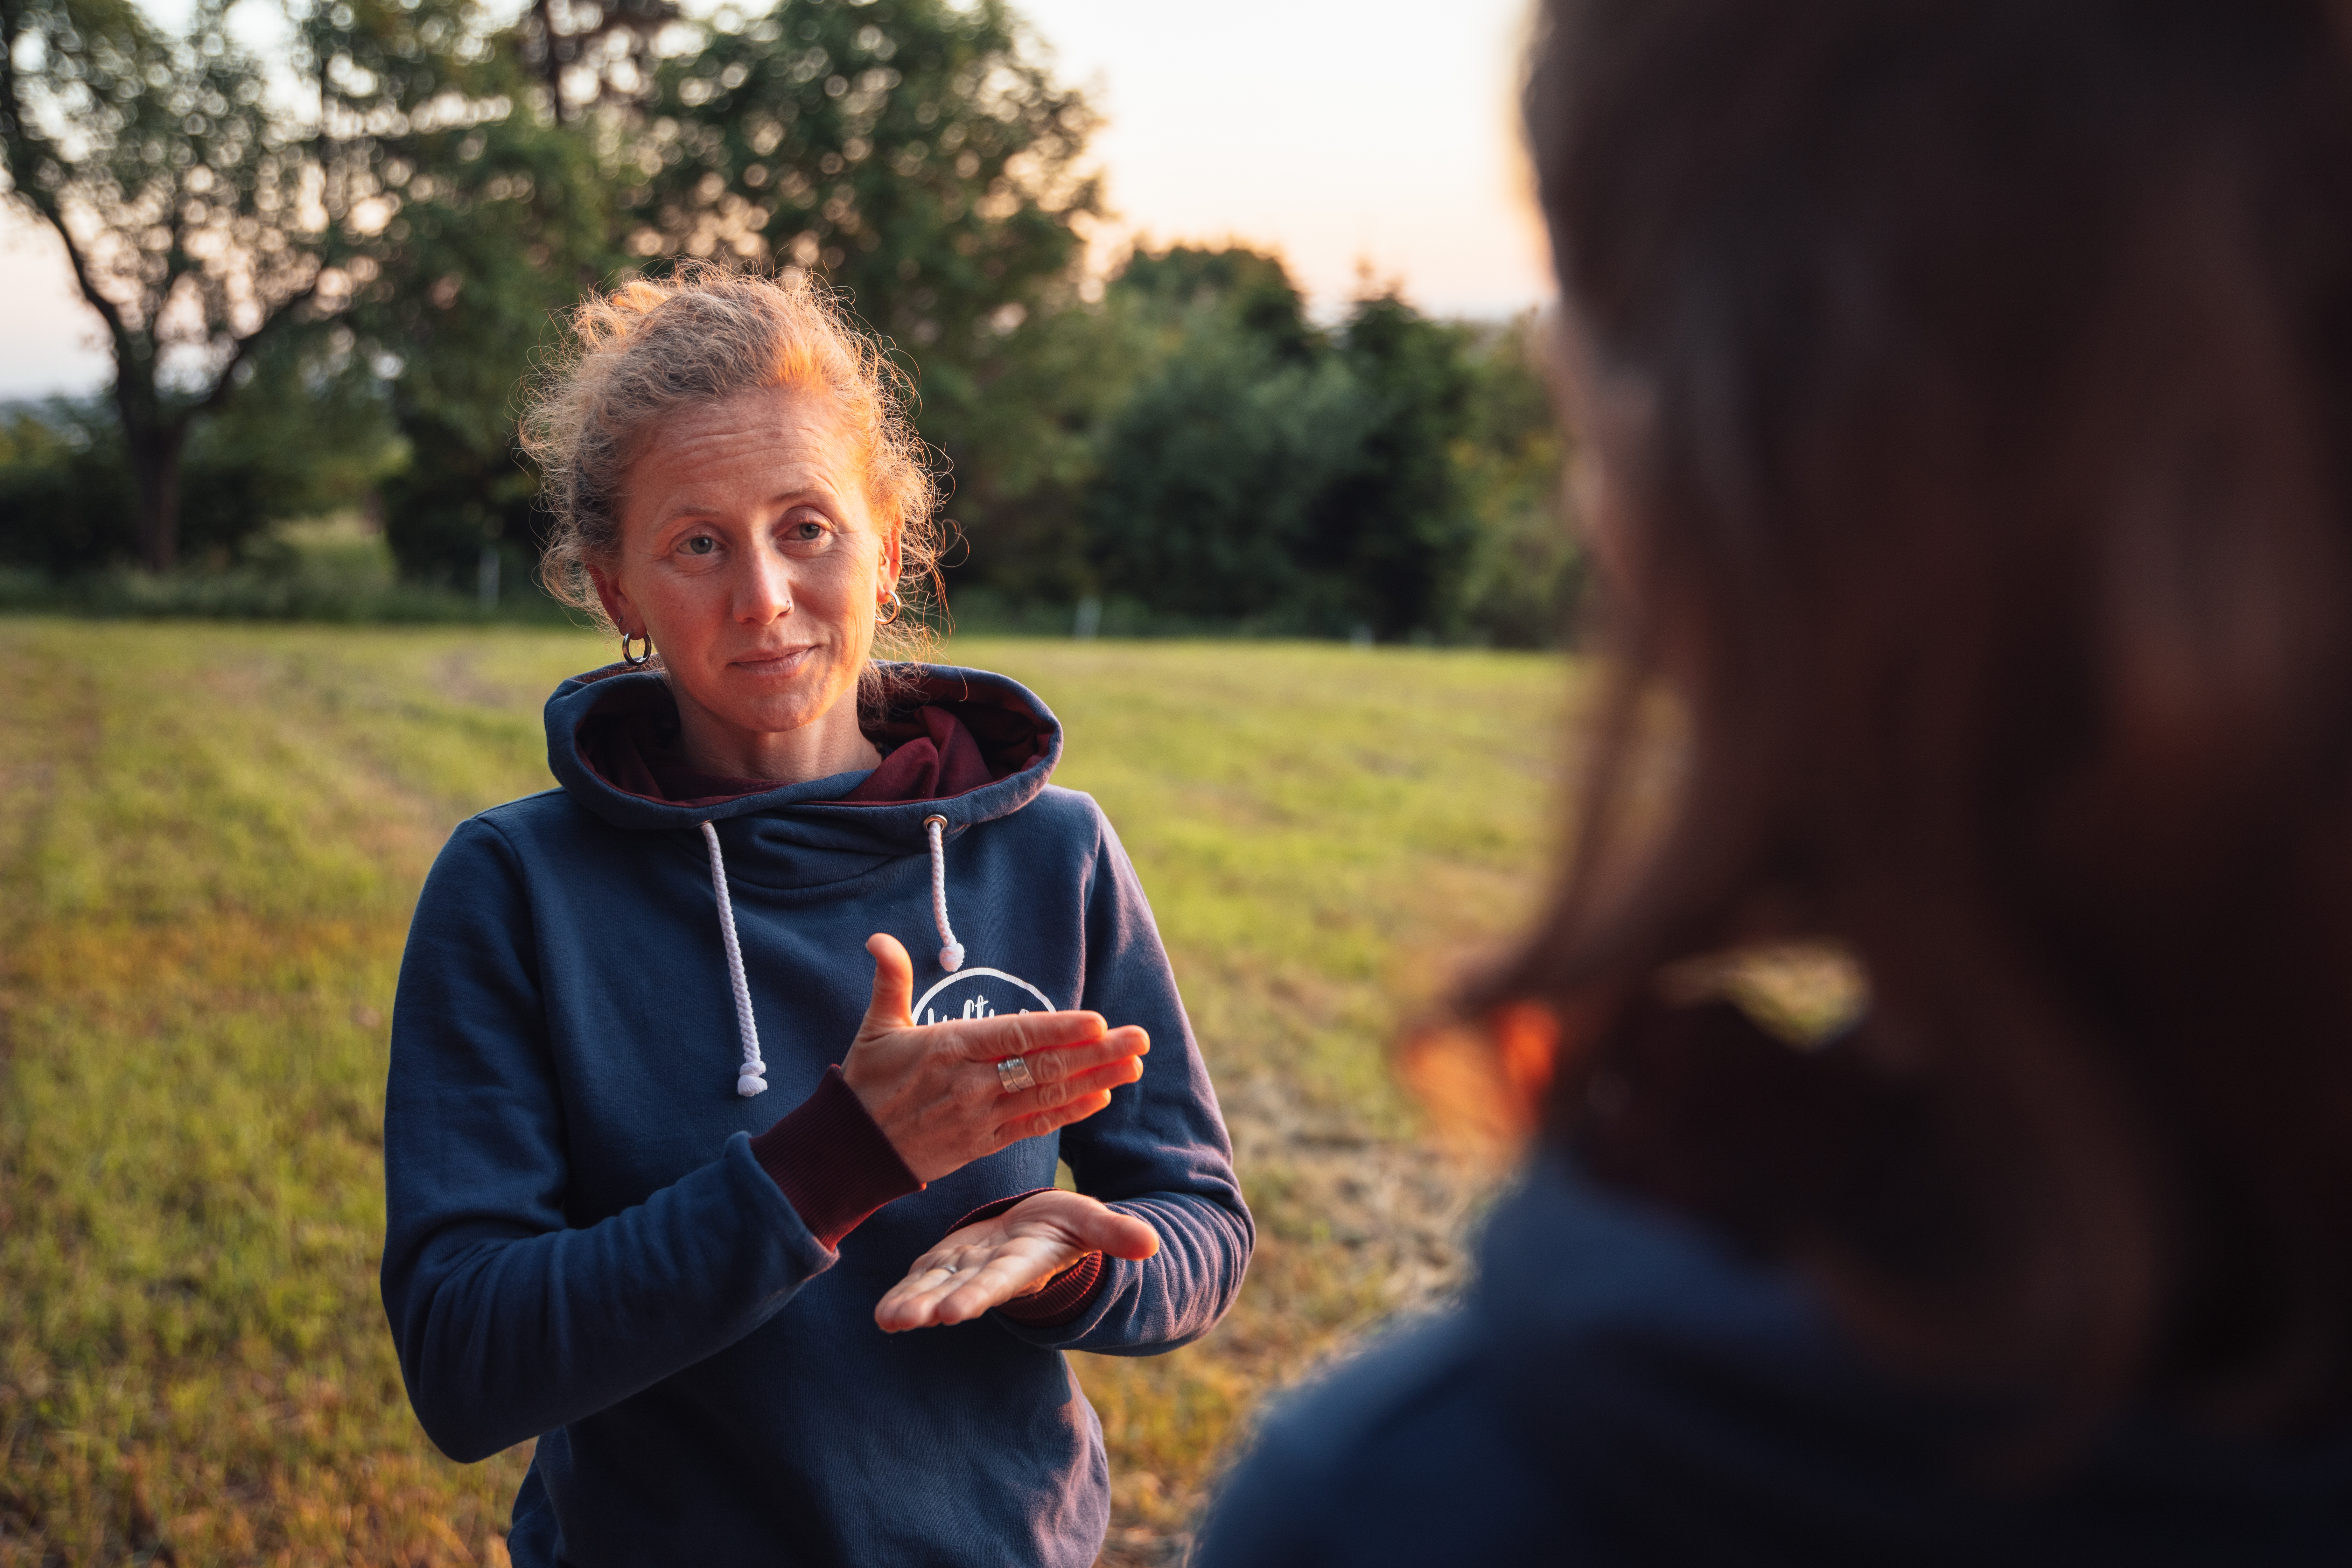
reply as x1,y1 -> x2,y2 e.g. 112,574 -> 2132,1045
990,807 -> 1254,1354
380,819 -> 841,1462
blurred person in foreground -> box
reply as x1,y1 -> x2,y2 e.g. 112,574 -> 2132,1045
1197,1 -> 2352,1562
379,266 -> 1249,1566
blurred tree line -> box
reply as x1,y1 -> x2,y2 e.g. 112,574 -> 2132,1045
0,0 -> 1578,644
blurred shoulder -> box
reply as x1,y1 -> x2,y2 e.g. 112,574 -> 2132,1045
1197,1164 -> 1823,1568
1195,1311 -> 1569,1568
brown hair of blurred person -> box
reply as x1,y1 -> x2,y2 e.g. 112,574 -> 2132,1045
1493,0 -> 2352,1438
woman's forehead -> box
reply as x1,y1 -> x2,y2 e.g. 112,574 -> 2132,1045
626,383 -> 872,516
662,381 -> 855,458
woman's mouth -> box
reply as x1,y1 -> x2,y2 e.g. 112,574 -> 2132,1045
732,646 -> 818,678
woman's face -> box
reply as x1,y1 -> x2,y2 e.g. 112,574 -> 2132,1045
592,382 -> 901,773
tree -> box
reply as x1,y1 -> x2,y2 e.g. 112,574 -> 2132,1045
0,336 -> 400,576
0,398 -> 134,574
0,0 -> 515,572
1453,315 -> 1583,648
1083,245 -> 1373,630
636,0 -> 1092,349
633,0 -> 1099,581
1080,250 -> 1508,639
339,64 -> 624,591
3,0 -> 314,568
1313,291 -> 1480,640
1084,318 -> 1367,629
513,0 -> 673,126
1115,244 -> 1320,365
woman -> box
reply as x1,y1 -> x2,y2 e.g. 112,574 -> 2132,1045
380,268 -> 1251,1567
1198,1 -> 2352,1563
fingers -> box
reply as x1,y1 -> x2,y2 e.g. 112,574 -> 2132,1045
990,1087 -> 1116,1149
999,1049 -> 1145,1119
997,1188 -> 1162,1261
905,1268 -> 1024,1328
939,1008 -> 1111,1062
1011,1026 -> 1150,1088
963,1029 -> 1149,1126
875,1256 -> 968,1332
1071,1207 -> 1161,1261
875,1243 -> 1068,1332
861,933 -> 914,1033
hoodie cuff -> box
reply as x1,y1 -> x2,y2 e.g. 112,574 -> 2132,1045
946,1188 -> 1113,1329
750,1066 -> 924,1250
998,1250 -> 1106,1327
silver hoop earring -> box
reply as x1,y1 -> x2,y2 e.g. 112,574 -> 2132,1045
620,631 -> 653,668
876,589 -> 904,626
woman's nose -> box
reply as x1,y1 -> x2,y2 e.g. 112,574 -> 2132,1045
734,539 -> 795,622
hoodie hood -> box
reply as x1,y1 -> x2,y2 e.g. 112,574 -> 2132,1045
545,661 -> 1062,848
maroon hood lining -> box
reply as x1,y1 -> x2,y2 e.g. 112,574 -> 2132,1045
572,678 -> 1046,810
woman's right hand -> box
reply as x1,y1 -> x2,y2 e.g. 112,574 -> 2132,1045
842,933 -> 1149,1184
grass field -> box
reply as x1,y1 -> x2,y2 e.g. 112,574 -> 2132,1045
0,621 -> 1575,1566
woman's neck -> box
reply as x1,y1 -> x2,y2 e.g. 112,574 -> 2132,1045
673,691 -> 882,784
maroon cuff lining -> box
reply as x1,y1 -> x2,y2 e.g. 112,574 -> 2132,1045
998,1248 -> 1105,1327
945,1187 -> 1114,1329
948,1188 -> 1058,1232
749,1065 -> 924,1250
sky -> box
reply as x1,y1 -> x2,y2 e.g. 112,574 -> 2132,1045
0,0 -> 1556,398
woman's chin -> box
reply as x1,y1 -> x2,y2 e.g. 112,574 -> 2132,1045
668,649 -> 865,746
712,676 -> 854,736
714,695 -> 826,737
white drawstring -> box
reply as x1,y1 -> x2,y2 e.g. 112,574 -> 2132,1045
924,814 -> 965,972
700,821 -> 768,1098
698,815 -> 965,1099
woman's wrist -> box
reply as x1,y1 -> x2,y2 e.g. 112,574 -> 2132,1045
997,1250 -> 1105,1326
749,1065 -> 924,1249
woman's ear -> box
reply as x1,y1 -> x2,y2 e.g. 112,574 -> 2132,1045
879,521 -> 904,596
588,562 -> 640,638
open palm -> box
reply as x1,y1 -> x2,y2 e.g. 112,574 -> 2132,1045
875,1189 -> 1160,1332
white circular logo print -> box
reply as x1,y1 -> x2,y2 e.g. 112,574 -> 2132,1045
909,966 -> 1059,1027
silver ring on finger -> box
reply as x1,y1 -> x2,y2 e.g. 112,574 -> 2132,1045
996,1055 -> 1037,1094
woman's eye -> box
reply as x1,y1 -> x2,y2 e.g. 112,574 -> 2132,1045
786,517 -> 828,542
682,535 -> 717,556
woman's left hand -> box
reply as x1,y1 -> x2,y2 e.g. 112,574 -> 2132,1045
875,1190 -> 1160,1332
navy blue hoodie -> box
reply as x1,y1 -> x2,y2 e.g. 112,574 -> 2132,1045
1195,1149 -> 2352,1567
382,664 -> 1252,1567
